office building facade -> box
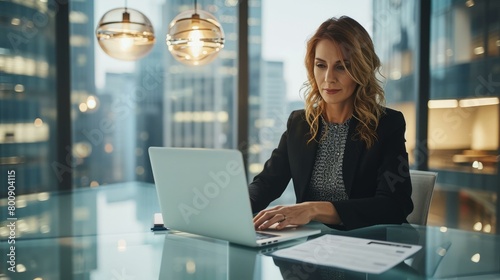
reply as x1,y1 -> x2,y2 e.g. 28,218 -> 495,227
374,0 -> 500,233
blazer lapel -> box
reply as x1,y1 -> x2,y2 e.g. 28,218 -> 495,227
343,117 -> 365,196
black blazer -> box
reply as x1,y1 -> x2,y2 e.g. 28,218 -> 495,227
248,108 -> 414,230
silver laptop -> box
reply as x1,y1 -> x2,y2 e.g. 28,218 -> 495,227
149,147 -> 321,247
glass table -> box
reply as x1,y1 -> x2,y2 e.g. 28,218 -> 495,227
1,182 -> 500,279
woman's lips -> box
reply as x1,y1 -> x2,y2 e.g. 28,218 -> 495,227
324,88 -> 340,94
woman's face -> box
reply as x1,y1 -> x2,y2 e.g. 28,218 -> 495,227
314,39 -> 357,110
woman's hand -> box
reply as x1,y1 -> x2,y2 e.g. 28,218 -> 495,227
253,201 -> 341,230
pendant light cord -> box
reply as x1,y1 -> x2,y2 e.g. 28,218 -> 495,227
194,0 -> 198,14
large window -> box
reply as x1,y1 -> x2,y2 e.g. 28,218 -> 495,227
0,1 -> 58,196
427,0 -> 499,234
70,0 -> 239,188
374,0 -> 500,234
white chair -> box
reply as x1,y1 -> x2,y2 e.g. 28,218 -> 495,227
407,170 -> 438,225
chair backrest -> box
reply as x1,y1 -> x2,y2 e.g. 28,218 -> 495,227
407,170 -> 438,225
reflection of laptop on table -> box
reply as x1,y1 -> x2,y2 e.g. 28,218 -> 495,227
159,232 -> 307,280
149,147 -> 320,247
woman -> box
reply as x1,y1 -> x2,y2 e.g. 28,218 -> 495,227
250,16 -> 413,231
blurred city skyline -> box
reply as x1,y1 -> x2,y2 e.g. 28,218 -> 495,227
94,0 -> 372,100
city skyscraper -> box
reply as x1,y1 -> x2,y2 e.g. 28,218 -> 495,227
256,60 -> 287,172
1,1 -> 58,195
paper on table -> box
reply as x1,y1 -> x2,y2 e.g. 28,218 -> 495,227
271,234 -> 422,274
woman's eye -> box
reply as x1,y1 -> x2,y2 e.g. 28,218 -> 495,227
335,65 -> 346,71
315,63 -> 326,68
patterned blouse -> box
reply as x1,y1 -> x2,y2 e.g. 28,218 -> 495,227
306,116 -> 350,202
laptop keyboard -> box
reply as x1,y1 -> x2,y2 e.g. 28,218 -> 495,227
256,231 -> 280,240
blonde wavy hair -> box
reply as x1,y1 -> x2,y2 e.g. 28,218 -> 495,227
303,16 -> 385,148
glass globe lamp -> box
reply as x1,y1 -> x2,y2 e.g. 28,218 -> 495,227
96,8 -> 155,61
166,9 -> 225,66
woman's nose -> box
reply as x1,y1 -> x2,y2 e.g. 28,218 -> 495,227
325,68 -> 337,83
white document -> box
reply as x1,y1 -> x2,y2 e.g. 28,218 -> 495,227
271,234 -> 421,274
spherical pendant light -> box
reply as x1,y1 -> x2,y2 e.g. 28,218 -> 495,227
166,9 -> 225,66
96,8 -> 155,61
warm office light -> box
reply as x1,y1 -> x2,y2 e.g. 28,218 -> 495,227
459,97 -> 500,107
166,1 -> 224,66
428,99 -> 458,109
96,7 -> 155,61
